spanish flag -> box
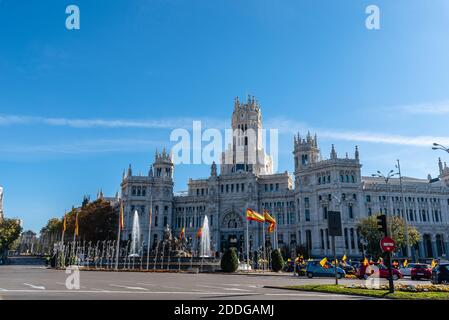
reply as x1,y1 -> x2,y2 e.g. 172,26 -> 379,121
74,212 -> 79,237
179,227 -> 185,240
196,227 -> 202,239
363,257 -> 369,267
246,208 -> 265,223
403,259 -> 408,268
263,210 -> 276,233
319,257 -> 328,267
431,259 -> 437,268
120,203 -> 125,231
62,214 -> 67,232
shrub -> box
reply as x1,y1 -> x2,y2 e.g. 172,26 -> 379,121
271,249 -> 285,272
220,247 -> 239,272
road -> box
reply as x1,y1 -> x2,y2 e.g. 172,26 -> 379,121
0,265 -> 427,300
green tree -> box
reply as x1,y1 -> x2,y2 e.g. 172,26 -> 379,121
220,247 -> 239,272
357,215 -> 420,257
63,199 -> 117,241
271,248 -> 285,272
0,218 -> 22,262
40,217 -> 62,235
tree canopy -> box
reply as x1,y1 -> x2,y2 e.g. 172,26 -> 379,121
41,199 -> 118,242
0,218 -> 22,254
357,215 -> 420,257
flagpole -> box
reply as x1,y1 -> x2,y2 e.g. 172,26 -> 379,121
246,215 -> 249,272
115,201 -> 122,271
262,222 -> 266,272
146,195 -> 153,270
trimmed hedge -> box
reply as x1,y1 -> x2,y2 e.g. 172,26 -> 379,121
271,249 -> 285,272
220,247 -> 239,272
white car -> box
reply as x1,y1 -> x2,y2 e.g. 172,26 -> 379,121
399,263 -> 419,277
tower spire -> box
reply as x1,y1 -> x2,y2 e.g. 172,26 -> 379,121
330,144 -> 337,159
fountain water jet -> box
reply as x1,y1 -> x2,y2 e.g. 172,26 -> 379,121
199,215 -> 211,257
129,210 -> 141,257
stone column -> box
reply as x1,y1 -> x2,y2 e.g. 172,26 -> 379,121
418,241 -> 425,258
431,234 -> 438,258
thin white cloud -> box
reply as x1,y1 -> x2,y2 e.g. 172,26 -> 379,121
1,114 -> 448,148
265,118 -> 449,147
0,114 -> 226,129
394,100 -> 449,115
0,139 -> 163,155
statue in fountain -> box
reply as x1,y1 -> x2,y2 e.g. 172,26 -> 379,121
156,224 -> 192,258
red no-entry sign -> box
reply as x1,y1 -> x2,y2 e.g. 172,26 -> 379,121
380,237 -> 396,252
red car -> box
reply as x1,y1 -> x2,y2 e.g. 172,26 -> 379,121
411,264 -> 432,280
357,263 -> 403,280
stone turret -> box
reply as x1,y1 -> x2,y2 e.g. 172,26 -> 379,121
153,147 -> 174,180
330,144 -> 337,160
293,132 -> 320,171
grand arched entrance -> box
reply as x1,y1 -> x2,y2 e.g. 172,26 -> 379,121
220,212 -> 244,254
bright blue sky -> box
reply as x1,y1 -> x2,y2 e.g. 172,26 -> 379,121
1,0 -> 448,233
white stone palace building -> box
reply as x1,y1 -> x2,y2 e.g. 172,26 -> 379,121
120,96 -> 449,259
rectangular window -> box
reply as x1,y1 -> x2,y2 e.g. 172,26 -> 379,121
349,205 -> 354,219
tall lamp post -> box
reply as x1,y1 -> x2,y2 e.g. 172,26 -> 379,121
432,143 -> 449,154
396,160 -> 411,260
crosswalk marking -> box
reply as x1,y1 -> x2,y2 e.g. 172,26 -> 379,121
23,283 -> 46,290
109,284 -> 148,291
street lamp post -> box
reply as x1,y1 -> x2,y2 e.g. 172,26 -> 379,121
432,143 -> 449,153
396,160 -> 411,260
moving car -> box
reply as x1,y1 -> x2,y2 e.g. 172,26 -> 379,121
305,261 -> 346,279
410,264 -> 432,280
357,263 -> 403,280
399,263 -> 419,277
431,263 -> 449,284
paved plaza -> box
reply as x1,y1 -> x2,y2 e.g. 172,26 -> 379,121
0,265 -> 429,300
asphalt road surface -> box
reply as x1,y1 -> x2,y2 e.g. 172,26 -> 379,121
0,265 -> 427,300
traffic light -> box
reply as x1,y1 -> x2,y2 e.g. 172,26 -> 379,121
377,214 -> 387,236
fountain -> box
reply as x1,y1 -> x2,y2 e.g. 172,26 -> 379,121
199,215 -> 211,257
129,210 -> 141,257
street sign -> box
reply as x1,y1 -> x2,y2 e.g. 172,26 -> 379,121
328,211 -> 342,237
380,236 -> 396,252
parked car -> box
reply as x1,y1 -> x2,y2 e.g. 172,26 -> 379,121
339,263 -> 356,275
305,261 -> 346,279
357,264 -> 403,280
431,263 -> 449,284
410,264 -> 432,280
399,263 -> 420,277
